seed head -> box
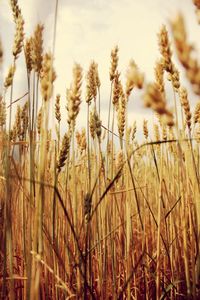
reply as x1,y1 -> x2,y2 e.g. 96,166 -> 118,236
4,64 -> 16,89
0,95 -> 6,127
143,120 -> 149,140
90,109 -> 102,140
179,87 -> 192,130
86,61 -> 98,104
57,132 -> 71,173
40,52 -> 56,102
24,38 -> 33,74
117,89 -> 126,143
55,94 -> 61,123
67,63 -> 83,130
21,101 -> 28,139
158,25 -> 173,73
126,59 -> 144,98
31,24 -> 44,74
193,101 -> 200,124
112,71 -> 121,108
13,13 -> 24,59
110,45 -> 119,81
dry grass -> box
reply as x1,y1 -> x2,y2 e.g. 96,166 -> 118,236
0,1 -> 200,299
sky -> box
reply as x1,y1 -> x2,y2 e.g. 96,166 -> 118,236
0,0 -> 199,139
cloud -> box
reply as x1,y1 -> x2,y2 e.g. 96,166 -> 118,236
0,0 -> 199,134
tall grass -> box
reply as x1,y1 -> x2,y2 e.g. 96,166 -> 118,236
0,0 -> 200,299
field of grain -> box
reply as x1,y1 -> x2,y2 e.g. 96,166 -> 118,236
0,0 -> 200,299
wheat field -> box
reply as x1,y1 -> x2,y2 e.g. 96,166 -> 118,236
0,0 -> 200,299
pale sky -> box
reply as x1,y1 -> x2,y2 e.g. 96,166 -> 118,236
0,0 -> 199,139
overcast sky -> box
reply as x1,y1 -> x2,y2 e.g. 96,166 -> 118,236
0,0 -> 199,138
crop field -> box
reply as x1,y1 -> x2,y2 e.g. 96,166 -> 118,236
0,0 -> 200,299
